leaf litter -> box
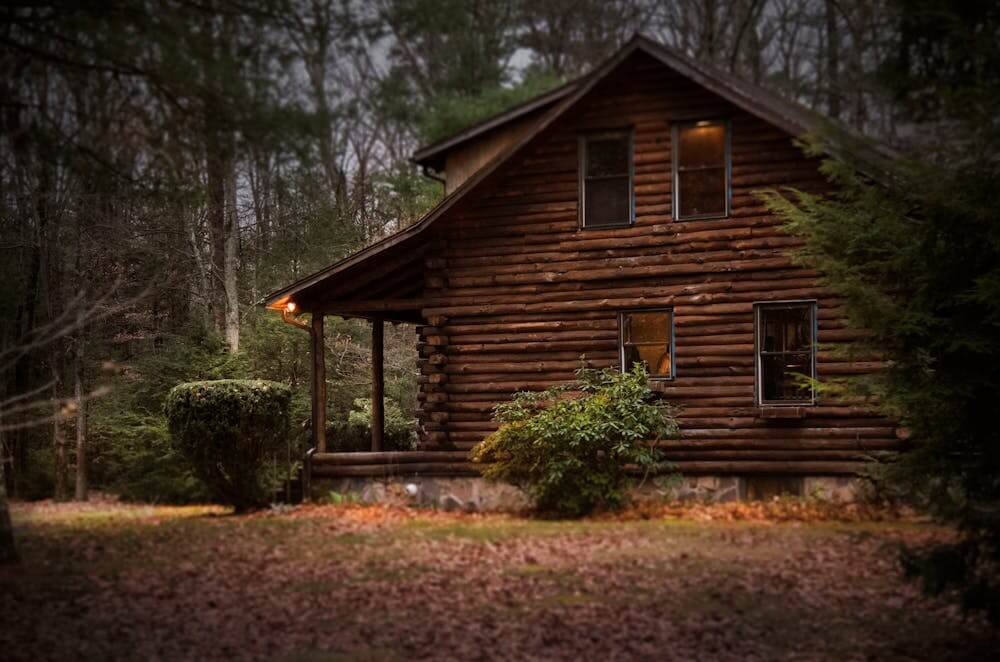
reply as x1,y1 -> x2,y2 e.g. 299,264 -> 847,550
2,496 -> 996,661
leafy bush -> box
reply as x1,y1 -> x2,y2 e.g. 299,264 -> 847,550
325,397 -> 417,453
92,412 -> 211,504
164,380 -> 291,512
471,366 -> 679,517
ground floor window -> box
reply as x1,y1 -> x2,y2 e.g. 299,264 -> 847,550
619,309 -> 674,379
754,301 -> 817,404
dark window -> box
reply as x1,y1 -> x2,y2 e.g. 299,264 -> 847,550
580,132 -> 633,228
673,120 -> 729,220
619,309 -> 674,379
755,302 -> 816,404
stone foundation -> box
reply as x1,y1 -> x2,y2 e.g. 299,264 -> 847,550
803,476 -> 861,502
314,476 -> 529,512
311,474 -> 863,511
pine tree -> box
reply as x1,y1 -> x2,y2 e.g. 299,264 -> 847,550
761,1 -> 1000,619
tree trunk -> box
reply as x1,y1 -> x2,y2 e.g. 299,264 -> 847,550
825,0 -> 841,119
73,333 -> 87,501
188,215 -> 213,331
0,456 -> 17,564
52,353 -> 68,502
206,139 -> 228,338
224,165 -> 240,353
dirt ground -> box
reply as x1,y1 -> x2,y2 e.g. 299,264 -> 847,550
2,497 -> 996,661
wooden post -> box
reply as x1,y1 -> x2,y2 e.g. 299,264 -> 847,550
311,314 -> 326,453
371,316 -> 384,452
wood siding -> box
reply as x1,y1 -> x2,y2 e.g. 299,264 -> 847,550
444,114 -> 541,194
414,51 -> 898,475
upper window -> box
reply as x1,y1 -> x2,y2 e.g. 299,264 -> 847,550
580,131 -> 633,228
619,309 -> 674,379
755,302 -> 817,405
673,120 -> 729,220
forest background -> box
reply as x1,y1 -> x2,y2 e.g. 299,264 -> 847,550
0,0 -> 972,502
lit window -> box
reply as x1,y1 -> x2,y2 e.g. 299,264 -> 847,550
673,120 -> 729,220
619,309 -> 674,379
755,302 -> 817,404
580,132 -> 633,228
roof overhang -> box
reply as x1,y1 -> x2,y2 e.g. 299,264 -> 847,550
410,78 -> 580,172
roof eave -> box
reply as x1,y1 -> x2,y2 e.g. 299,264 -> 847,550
410,78 -> 581,168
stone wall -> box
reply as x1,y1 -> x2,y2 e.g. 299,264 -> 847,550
311,474 -> 863,511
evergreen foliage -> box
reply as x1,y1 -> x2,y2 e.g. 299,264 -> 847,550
416,72 -> 564,144
762,140 -> 1000,621
325,397 -> 417,453
164,380 -> 291,512
760,0 -> 1000,622
472,366 -> 679,517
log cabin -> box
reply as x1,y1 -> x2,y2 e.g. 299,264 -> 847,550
264,35 -> 899,500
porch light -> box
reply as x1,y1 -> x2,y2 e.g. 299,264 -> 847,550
285,301 -> 297,313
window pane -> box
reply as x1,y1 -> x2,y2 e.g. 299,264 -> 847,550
624,343 -> 672,377
678,168 -> 726,217
761,352 -> 812,401
584,176 -> 629,226
586,137 -> 629,176
622,310 -> 672,377
626,311 -> 670,343
761,306 -> 812,352
679,123 -> 725,168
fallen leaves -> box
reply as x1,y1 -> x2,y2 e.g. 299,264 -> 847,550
1,497 -> 994,661
610,495 -> 920,523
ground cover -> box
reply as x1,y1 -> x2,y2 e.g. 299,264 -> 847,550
2,497 -> 996,661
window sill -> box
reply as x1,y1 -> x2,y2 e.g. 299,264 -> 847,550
648,379 -> 675,392
673,212 -> 729,222
756,406 -> 808,420
580,222 -> 634,231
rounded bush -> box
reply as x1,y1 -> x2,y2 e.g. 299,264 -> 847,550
472,366 -> 680,517
164,379 -> 291,512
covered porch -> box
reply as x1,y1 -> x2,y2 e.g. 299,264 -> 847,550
263,230 -> 475,489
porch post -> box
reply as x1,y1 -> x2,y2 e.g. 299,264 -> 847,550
311,313 -> 326,453
371,316 -> 384,452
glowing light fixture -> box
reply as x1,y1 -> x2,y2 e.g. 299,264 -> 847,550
285,301 -> 297,313
695,120 -> 712,127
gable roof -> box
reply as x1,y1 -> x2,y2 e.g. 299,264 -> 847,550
263,34 -> 890,314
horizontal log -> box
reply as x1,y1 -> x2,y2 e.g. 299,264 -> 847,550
681,426 -> 897,440
664,461 -> 863,475
661,450 -> 886,461
439,437 -> 902,452
312,462 -> 480,478
313,451 -> 469,465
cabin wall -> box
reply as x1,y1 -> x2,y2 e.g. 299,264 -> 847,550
416,52 -> 898,475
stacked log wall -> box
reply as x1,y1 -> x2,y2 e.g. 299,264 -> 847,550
415,51 -> 898,474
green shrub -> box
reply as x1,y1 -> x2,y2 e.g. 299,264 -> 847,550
325,397 -> 417,453
91,412 -> 211,504
164,379 -> 291,512
471,366 -> 679,517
